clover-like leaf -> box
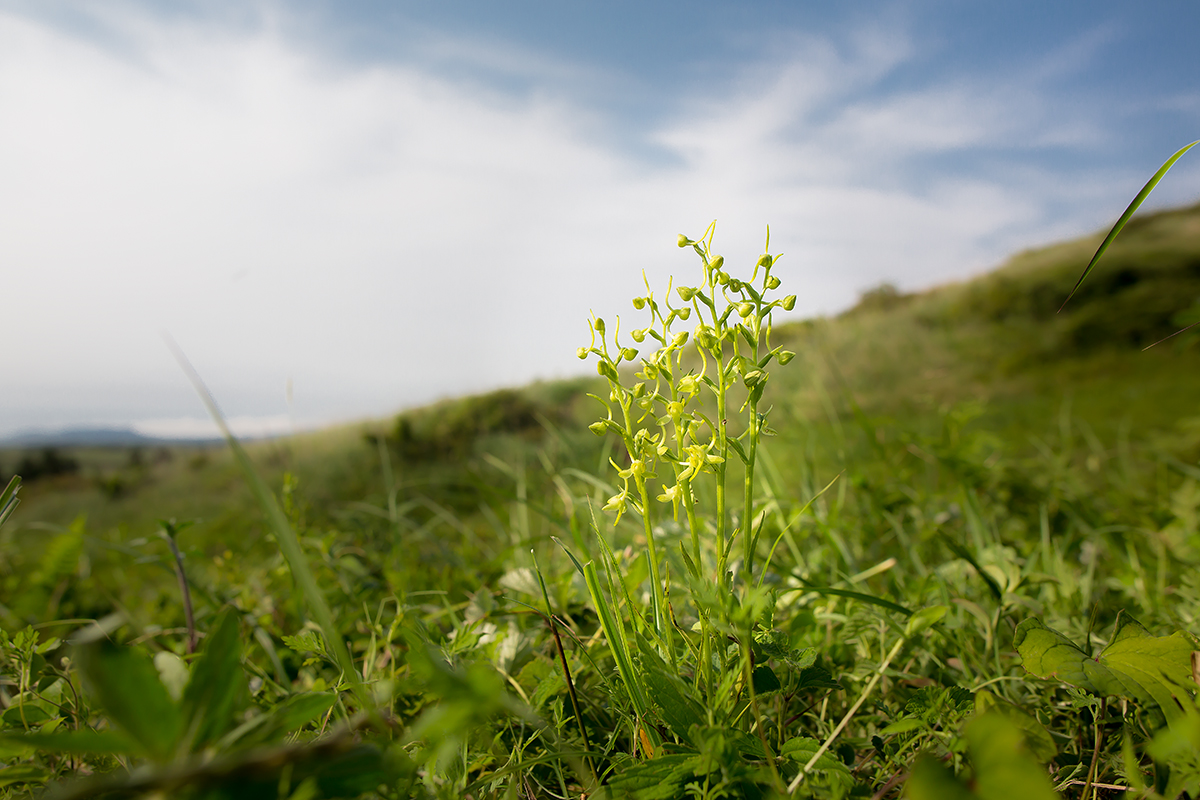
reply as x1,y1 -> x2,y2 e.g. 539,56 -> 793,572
1015,611 -> 1199,723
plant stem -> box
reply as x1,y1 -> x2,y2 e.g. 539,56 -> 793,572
1083,697 -> 1107,800
789,636 -> 906,794
164,533 -> 197,654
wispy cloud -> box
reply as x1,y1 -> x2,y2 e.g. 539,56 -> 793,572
0,6 -> 1183,436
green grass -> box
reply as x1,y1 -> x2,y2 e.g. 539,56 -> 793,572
2,203 -> 1200,798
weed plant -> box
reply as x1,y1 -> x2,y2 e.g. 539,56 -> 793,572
1,167 -> 1200,798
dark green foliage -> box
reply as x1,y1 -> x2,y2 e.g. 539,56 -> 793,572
13,449 -> 79,482
6,205 -> 1200,798
387,385 -> 582,462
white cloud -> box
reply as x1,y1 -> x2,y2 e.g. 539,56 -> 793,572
0,7 -> 1166,437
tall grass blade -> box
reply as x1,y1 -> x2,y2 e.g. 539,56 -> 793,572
1060,140 -> 1198,312
164,336 -> 372,713
583,560 -> 649,716
0,476 -> 20,530
793,580 -> 913,617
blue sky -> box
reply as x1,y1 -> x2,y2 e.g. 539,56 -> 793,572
2,1 -> 1198,439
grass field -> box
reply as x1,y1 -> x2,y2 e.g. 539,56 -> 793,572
2,203 -> 1200,799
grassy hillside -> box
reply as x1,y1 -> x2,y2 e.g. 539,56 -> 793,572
3,203 -> 1200,798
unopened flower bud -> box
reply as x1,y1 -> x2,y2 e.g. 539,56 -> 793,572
766,275 -> 781,290
756,254 -> 773,269
622,347 -> 638,361
676,306 -> 691,320
677,234 -> 690,248
671,331 -> 689,347
593,317 -> 606,336
737,302 -> 754,318
710,255 -> 725,270
576,347 -> 588,360
589,421 -> 608,436
782,295 -> 796,311
631,329 -> 646,343
677,286 -> 696,302
743,369 -> 765,388
777,349 -> 796,365
632,382 -> 647,398
716,271 -> 729,286
598,360 -> 619,381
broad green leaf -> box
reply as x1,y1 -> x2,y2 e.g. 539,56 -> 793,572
607,754 -> 703,800
0,729 -> 139,755
904,713 -> 1057,800
880,717 -> 925,736
1,705 -> 51,726
0,764 -> 49,789
965,712 -> 1058,800
1060,140 -> 1199,311
76,639 -> 182,762
638,640 -> 705,745
795,665 -> 842,692
905,605 -> 949,637
974,690 -> 1056,763
751,664 -> 782,694
229,692 -> 339,748
780,736 -> 853,786
1015,612 -> 1199,723
180,606 -> 249,750
905,755 -> 973,800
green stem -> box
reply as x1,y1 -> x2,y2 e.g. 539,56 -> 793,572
714,380 -> 730,592
788,636 -> 906,793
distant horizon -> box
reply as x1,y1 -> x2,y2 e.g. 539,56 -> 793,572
3,0 -> 1198,440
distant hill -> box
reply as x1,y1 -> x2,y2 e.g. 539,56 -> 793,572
0,427 -> 219,449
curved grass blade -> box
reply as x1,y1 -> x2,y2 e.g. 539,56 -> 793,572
1060,140 -> 1199,312
164,336 -> 372,714
0,476 -> 20,530
793,578 -> 912,617
941,534 -> 1004,601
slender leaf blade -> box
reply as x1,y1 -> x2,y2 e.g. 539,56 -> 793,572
1060,140 -> 1199,311
180,606 -> 248,750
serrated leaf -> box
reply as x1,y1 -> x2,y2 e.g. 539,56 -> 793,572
1015,611 -> 1199,723
796,665 -> 842,691
282,630 -> 325,656
607,754 -> 703,799
752,664 -> 782,695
